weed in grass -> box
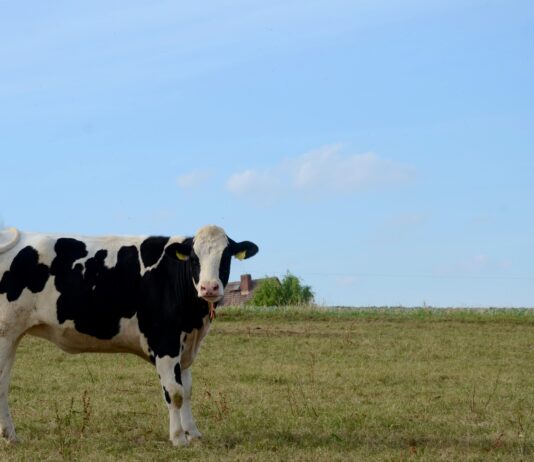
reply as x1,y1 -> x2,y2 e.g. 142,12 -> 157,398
284,380 -> 318,419
52,390 -> 92,460
308,352 -> 317,386
509,408 -> 534,457
468,371 -> 503,428
202,389 -> 230,421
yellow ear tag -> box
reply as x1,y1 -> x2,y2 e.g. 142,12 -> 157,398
176,251 -> 189,261
235,250 -> 247,260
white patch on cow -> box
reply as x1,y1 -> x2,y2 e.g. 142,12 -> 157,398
102,241 -> 121,268
155,353 -> 188,446
181,315 -> 211,369
156,355 -> 181,395
117,315 -> 149,356
193,225 -> 228,298
31,277 -> 61,326
138,328 -> 150,357
180,367 -> 202,441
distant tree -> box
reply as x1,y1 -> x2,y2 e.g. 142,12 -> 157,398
248,272 -> 314,306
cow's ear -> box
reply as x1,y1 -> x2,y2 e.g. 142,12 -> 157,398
165,242 -> 192,262
232,241 -> 259,260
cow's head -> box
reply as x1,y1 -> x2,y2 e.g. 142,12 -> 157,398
166,225 -> 258,303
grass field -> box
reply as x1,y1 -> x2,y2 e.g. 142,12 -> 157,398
2,307 -> 534,461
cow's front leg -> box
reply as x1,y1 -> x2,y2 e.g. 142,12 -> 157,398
180,367 -> 202,442
155,355 -> 187,446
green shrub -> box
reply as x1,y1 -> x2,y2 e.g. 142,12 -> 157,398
248,272 -> 314,306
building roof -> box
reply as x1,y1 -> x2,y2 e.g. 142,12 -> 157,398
220,274 -> 280,306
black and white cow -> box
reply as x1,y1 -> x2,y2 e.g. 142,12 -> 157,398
0,225 -> 258,445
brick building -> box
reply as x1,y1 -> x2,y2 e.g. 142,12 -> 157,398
219,274 -> 280,306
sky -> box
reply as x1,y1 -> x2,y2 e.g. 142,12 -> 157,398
1,0 -> 533,307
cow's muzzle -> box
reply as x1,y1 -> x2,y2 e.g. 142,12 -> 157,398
198,280 -> 223,302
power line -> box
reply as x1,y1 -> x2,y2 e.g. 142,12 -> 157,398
266,270 -> 533,281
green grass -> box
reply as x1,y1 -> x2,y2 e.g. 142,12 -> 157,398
2,306 -> 534,461
221,305 -> 534,323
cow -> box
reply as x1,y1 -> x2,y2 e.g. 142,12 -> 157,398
0,225 -> 258,446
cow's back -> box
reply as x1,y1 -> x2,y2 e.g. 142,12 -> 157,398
0,231 -> 166,357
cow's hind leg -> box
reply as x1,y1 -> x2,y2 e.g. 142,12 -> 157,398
180,367 -> 202,442
156,355 -> 188,446
0,336 -> 20,443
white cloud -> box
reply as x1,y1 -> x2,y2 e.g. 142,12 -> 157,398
226,169 -> 278,195
225,144 -> 415,200
226,169 -> 284,205
288,145 -> 414,193
177,170 -> 212,189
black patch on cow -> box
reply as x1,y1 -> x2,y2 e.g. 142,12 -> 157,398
163,387 -> 171,404
188,252 -> 201,285
174,362 -> 182,385
50,238 -> 142,340
140,236 -> 170,268
218,246 -> 233,286
138,250 -> 212,358
41,235 -> 212,356
0,246 -> 49,302
50,238 -> 88,275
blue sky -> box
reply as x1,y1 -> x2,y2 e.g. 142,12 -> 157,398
1,1 -> 533,307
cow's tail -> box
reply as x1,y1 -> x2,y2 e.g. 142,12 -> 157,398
0,227 -> 20,254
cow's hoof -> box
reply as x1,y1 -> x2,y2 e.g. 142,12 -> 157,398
171,432 -> 189,447
186,429 -> 202,443
0,436 -> 19,444
0,428 -> 18,444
